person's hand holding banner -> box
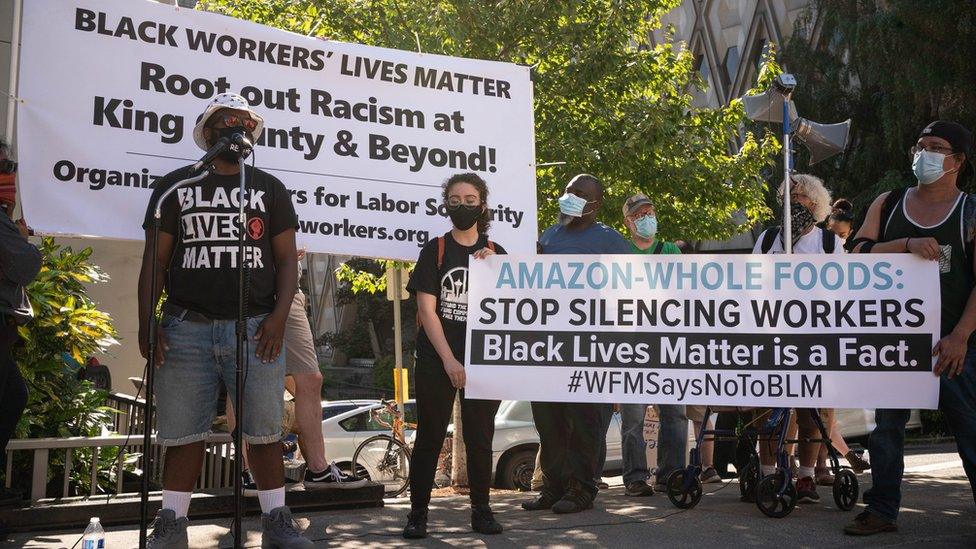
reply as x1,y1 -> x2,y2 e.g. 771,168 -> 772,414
933,330 -> 968,379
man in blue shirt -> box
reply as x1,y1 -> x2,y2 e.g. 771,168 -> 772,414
522,174 -> 631,514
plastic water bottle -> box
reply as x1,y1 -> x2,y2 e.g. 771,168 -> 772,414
81,517 -> 105,549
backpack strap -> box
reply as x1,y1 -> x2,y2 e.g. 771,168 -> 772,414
821,227 -> 836,253
436,234 -> 447,269
879,187 -> 909,242
653,240 -> 665,254
760,227 -> 780,254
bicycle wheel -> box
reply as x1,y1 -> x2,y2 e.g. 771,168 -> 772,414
352,434 -> 412,498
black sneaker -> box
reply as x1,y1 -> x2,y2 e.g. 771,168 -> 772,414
625,481 -> 654,497
304,462 -> 368,490
242,469 -> 258,497
796,476 -> 820,503
402,509 -> 428,539
551,489 -> 594,514
471,504 -> 503,535
522,491 -> 561,511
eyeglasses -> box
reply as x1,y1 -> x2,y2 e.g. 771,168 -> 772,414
208,113 -> 258,131
911,144 -> 956,155
0,160 -> 16,174
446,196 -> 482,208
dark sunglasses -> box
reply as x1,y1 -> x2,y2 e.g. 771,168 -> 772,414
0,160 -> 16,174
208,113 -> 258,131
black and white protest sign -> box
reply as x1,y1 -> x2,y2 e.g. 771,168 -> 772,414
17,0 -> 536,260
465,254 -> 942,408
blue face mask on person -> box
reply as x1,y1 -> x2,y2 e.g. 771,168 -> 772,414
913,149 -> 952,185
558,193 -> 595,217
634,214 -> 658,238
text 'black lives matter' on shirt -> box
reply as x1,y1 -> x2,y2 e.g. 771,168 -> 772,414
143,165 -> 298,320
408,233 -> 507,365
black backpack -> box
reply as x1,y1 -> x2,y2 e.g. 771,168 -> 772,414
760,226 -> 835,254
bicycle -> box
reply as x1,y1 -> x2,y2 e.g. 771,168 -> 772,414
351,398 -> 416,497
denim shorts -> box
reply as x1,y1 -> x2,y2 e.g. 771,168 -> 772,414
154,312 -> 285,446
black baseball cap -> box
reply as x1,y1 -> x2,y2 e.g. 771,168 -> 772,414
920,121 -> 973,155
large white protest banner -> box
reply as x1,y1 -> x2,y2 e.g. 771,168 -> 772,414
17,0 -> 536,260
465,254 -> 942,409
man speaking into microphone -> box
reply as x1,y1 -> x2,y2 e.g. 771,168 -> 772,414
138,94 -> 311,548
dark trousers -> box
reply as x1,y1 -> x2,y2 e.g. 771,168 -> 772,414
408,360 -> 500,511
864,348 -> 976,522
0,324 -> 28,470
595,404 -> 613,480
712,411 -> 738,473
531,401 -> 611,501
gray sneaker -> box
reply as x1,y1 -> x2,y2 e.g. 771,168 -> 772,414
262,506 -> 314,548
146,509 -> 189,549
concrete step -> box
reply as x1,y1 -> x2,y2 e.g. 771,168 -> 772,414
0,483 -> 384,533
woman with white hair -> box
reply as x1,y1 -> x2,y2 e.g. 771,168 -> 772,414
754,174 -> 843,254
752,173 -> 843,505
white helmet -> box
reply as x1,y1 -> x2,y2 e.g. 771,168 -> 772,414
192,93 -> 265,151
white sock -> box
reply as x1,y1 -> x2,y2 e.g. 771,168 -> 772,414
258,487 -> 286,514
798,466 -> 815,480
761,465 -> 776,476
161,490 -> 192,519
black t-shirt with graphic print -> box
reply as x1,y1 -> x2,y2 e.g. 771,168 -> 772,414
408,232 -> 506,365
142,165 -> 298,319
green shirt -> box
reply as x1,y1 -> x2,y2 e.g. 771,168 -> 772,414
630,240 -> 682,255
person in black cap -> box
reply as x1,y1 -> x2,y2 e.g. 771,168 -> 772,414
844,120 -> 976,536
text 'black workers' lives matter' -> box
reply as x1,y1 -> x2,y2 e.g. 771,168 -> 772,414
76,7 -> 508,173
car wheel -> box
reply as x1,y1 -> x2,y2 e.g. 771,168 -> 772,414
501,449 -> 536,491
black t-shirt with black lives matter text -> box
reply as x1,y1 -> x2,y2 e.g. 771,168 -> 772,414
408,233 -> 506,366
143,165 -> 298,319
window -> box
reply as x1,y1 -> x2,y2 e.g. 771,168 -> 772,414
322,404 -> 359,421
722,46 -> 740,89
694,53 -> 712,87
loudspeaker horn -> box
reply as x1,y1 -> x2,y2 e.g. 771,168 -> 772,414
741,88 -> 798,123
794,118 -> 851,164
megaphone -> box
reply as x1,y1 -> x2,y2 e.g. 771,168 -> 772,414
742,89 -> 798,124
794,118 -> 851,165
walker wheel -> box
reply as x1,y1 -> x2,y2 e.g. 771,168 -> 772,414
832,469 -> 859,511
667,468 -> 703,509
756,473 -> 797,518
738,457 -> 760,503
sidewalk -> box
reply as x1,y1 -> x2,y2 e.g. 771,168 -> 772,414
12,443 -> 976,548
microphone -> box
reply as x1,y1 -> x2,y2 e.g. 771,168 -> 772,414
231,132 -> 253,149
191,136 -> 231,172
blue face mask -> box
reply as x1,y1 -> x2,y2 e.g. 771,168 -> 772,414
634,214 -> 658,238
913,149 -> 951,185
558,193 -> 594,217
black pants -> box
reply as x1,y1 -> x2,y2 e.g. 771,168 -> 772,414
409,360 -> 500,511
531,401 -> 611,501
0,324 -> 28,470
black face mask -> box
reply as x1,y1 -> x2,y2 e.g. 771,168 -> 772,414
210,126 -> 249,162
448,204 -> 482,231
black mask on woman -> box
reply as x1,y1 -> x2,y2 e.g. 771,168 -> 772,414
448,205 -> 482,231
783,201 -> 816,247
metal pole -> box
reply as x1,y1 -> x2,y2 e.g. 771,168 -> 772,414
5,0 -> 21,145
140,168 -> 211,548
392,268 -> 405,412
782,95 -> 793,255
233,155 -> 247,549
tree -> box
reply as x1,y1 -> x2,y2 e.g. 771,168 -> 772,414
199,0 -> 779,244
781,0 -> 976,215
11,239 -> 127,497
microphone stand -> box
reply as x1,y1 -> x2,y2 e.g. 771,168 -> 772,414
232,152 -> 251,549
139,167 -> 213,549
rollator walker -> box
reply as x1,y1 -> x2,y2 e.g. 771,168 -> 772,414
664,406 -> 859,518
